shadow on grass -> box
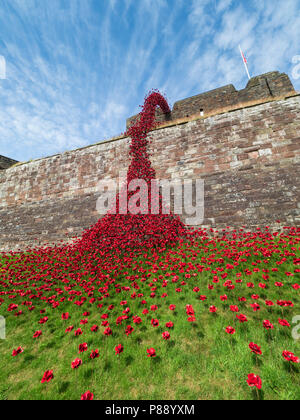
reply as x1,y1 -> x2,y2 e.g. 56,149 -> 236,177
49,327 -> 57,334
41,340 -> 57,349
125,355 -> 134,365
149,356 -> 162,365
20,354 -> 35,369
104,361 -> 112,371
282,362 -> 299,373
83,368 -> 94,379
58,381 -> 70,393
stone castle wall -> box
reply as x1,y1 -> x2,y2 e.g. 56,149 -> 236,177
0,72 -> 299,251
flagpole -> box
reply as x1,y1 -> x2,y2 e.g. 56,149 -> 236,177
239,45 -> 251,80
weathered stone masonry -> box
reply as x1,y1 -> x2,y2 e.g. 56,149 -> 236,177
0,71 -> 299,251
0,155 -> 18,170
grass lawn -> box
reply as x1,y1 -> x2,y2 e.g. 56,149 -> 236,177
0,229 -> 299,400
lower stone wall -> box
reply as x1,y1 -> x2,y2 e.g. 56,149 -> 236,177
0,194 -> 100,251
0,95 -> 299,252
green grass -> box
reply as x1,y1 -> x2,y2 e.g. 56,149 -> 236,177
0,235 -> 299,400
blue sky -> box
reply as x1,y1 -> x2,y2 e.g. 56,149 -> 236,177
0,0 -> 299,162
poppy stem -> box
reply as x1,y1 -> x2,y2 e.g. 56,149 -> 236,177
75,368 -> 79,397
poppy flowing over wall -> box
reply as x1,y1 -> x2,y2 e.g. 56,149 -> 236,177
77,91 -> 187,254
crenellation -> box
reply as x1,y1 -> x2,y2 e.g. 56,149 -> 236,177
127,71 -> 296,129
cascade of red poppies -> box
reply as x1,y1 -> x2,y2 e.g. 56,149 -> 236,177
77,91 -> 187,253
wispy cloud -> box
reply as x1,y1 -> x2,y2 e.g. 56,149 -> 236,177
0,0 -> 299,161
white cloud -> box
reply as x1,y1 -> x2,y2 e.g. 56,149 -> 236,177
0,55 -> 6,79
214,6 -> 258,50
216,0 -> 233,13
0,0 -> 299,162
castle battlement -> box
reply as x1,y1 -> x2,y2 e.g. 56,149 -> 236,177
126,71 -> 296,128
